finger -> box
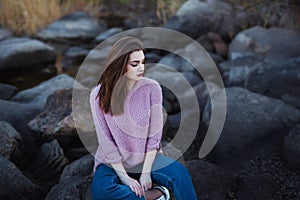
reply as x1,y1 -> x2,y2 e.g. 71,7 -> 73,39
130,185 -> 138,197
137,185 -> 143,198
143,184 -> 147,192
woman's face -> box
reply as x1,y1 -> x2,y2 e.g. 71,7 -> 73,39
126,50 -> 145,82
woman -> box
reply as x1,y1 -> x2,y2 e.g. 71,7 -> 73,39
90,37 -> 197,200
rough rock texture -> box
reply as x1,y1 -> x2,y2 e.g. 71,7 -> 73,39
0,121 -> 22,160
199,87 -> 300,171
0,37 -> 56,70
32,140 -> 68,183
37,11 -> 107,43
0,156 -> 44,200
283,124 -> 300,171
185,159 -> 235,200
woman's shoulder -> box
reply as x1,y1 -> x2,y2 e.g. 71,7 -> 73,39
90,84 -> 101,98
138,77 -> 160,88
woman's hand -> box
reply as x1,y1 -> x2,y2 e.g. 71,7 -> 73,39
139,173 -> 152,192
111,162 -> 144,198
119,175 -> 144,198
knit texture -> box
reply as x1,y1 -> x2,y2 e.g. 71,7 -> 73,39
90,77 -> 163,172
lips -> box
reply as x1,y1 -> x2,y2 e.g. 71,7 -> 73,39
137,73 -> 143,77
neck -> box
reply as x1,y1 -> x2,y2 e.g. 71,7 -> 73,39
126,79 -> 137,91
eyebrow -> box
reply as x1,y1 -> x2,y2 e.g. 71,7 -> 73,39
129,58 -> 145,63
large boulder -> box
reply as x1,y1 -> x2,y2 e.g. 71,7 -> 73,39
218,56 -> 265,87
32,140 -> 68,183
228,26 -> 300,65
0,121 -> 22,160
0,156 -> 44,200
245,57 -> 300,109
37,11 -> 107,43
199,87 -> 300,171
164,0 -> 233,39
235,154 -> 300,200
45,154 -> 93,200
11,74 -> 76,109
283,124 -> 300,171
0,83 -> 18,100
0,99 -> 40,151
0,37 -> 56,71
185,159 -> 235,200
28,87 -> 96,160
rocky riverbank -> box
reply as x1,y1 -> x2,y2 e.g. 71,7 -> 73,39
0,0 -> 300,199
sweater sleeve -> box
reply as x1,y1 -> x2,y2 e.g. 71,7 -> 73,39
146,82 -> 164,152
90,87 -> 122,164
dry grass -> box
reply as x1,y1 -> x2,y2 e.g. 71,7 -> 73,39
0,0 -> 101,36
156,0 -> 185,24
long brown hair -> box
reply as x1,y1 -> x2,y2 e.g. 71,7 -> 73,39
96,37 -> 144,115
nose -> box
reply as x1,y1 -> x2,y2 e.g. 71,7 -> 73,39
138,63 -> 144,71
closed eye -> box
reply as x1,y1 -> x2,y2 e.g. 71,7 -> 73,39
130,60 -> 145,67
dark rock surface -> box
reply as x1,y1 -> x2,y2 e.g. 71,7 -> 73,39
0,83 -> 18,100
228,26 -> 300,65
186,159 -> 235,200
283,124 -> 300,171
200,87 -> 300,171
0,156 -> 44,200
37,11 -> 107,43
0,121 -> 22,160
0,37 -> 56,71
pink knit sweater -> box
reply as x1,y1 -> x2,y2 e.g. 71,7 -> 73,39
90,77 -> 163,172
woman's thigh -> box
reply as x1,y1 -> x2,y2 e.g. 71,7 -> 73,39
92,164 -> 145,200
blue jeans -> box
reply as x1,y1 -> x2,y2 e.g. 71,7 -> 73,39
91,154 -> 198,200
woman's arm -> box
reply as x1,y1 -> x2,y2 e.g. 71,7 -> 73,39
90,87 -> 122,168
111,162 -> 144,198
140,149 -> 157,191
140,82 -> 163,190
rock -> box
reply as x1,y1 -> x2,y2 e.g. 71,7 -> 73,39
236,174 -> 280,200
59,154 -> 93,182
200,87 -> 300,171
158,53 -> 195,73
0,83 -> 18,100
0,99 -> 41,158
283,124 -> 300,171
164,0 -> 233,39
166,113 -> 181,138
44,148 -> 93,200
218,56 -> 265,87
45,176 -> 91,200
11,74 -> 76,109
37,11 -> 107,43
245,57 -> 300,109
185,159 -> 235,200
228,26 -> 300,65
0,37 -> 56,71
28,87 -> 96,160
207,32 -> 228,57
235,154 -> 300,200
95,27 -> 123,42
64,47 -> 89,59
196,35 -> 214,52
161,140 -> 185,164
62,47 -> 89,71
0,156 -> 44,200
0,121 -> 22,160
32,140 -> 68,183
144,52 -> 163,64
0,28 -> 12,41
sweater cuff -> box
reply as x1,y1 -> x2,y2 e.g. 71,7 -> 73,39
146,138 -> 161,152
103,151 -> 122,164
